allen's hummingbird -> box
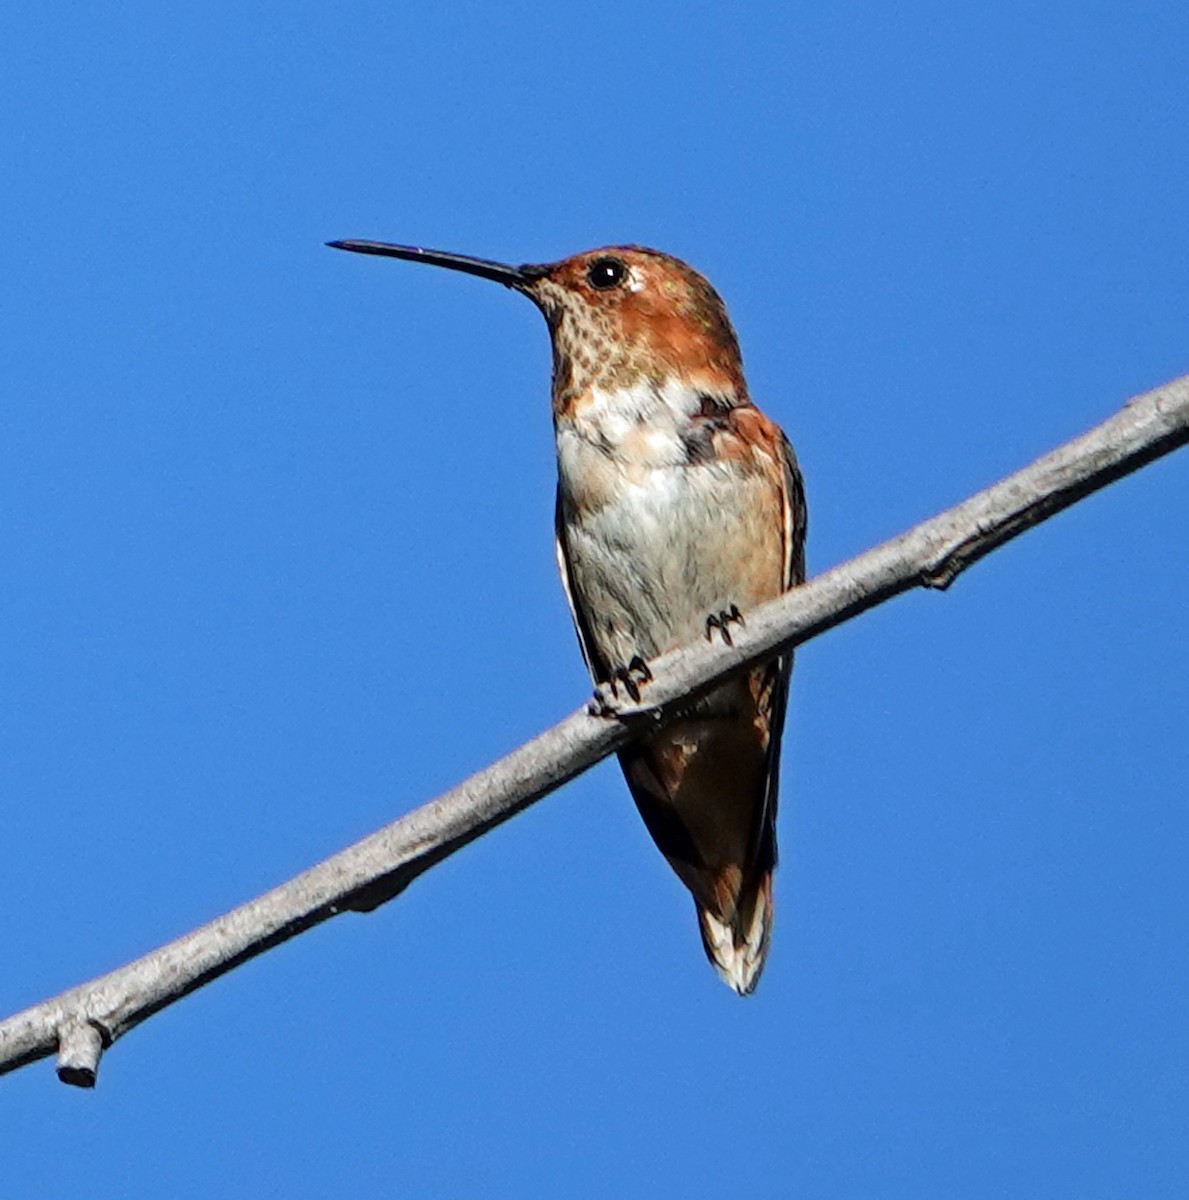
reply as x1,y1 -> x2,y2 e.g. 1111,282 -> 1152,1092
329,239 -> 807,994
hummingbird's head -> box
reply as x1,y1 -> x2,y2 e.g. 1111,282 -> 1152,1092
327,240 -> 748,412
519,246 -> 747,409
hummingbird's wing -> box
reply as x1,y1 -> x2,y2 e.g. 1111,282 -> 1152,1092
554,488 -> 613,684
779,430 -> 808,589
749,429 -> 807,864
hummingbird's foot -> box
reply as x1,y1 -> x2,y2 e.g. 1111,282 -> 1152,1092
705,605 -> 745,647
589,656 -> 658,719
611,655 -> 653,702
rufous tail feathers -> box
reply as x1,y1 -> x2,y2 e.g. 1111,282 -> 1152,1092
696,872 -> 773,996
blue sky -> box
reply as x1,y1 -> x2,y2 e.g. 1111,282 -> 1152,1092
3,3 -> 1187,1196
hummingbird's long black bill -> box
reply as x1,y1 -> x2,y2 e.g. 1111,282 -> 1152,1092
326,240 -> 544,289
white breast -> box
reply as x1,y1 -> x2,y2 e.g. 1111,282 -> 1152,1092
555,380 -> 781,668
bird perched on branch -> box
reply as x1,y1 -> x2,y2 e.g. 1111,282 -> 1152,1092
330,238 -> 806,994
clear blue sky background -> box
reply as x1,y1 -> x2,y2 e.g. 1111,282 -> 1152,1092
3,4 -> 1187,1197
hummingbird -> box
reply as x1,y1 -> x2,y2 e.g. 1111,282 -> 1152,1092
329,239 -> 807,994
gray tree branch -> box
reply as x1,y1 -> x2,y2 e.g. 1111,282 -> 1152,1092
3,371 -> 1186,1088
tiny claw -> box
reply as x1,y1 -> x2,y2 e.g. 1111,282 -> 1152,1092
627,654 -> 653,683
590,663 -> 663,721
706,605 -> 745,646
711,615 -> 732,646
606,655 -> 653,705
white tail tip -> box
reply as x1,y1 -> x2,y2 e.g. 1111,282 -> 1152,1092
697,877 -> 772,996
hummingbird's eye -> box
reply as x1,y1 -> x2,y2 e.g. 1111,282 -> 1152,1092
586,257 -> 628,290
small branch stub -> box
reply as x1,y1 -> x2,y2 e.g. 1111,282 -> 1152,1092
56,1019 -> 106,1088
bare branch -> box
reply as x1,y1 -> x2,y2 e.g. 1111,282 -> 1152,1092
3,371 -> 1186,1087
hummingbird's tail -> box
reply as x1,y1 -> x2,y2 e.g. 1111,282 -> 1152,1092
696,871 -> 773,996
